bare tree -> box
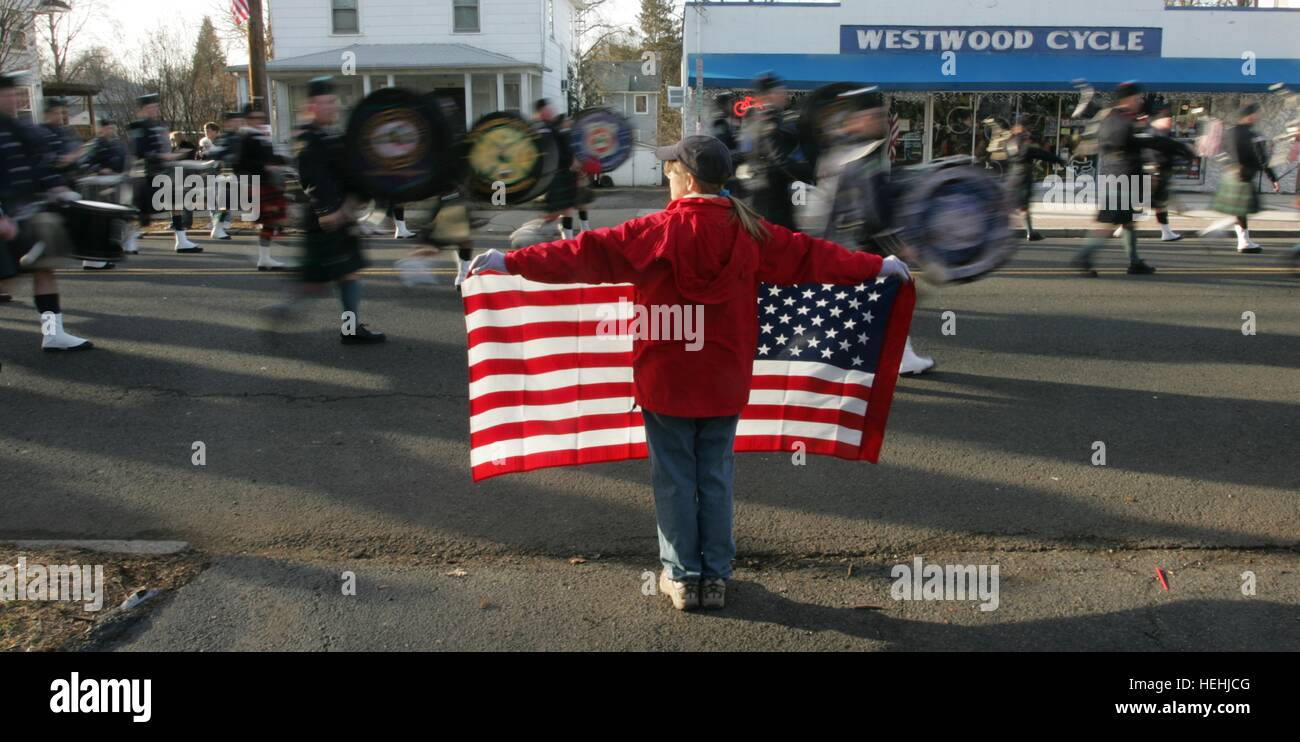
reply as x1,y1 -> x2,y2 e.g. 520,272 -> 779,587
37,0 -> 103,82
0,0 -> 39,75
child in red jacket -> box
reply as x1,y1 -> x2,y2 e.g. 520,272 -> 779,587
470,135 -> 911,610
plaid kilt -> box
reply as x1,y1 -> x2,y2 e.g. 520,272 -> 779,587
545,169 -> 579,210
258,180 -> 288,227
1211,174 -> 1260,217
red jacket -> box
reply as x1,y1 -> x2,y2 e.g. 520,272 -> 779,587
504,196 -> 884,418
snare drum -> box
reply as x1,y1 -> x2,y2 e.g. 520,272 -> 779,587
58,200 -> 139,262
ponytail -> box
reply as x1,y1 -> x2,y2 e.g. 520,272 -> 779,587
728,194 -> 770,244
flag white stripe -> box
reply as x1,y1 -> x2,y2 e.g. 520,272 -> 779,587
465,301 -> 634,333
746,388 -> 868,416
468,365 -> 634,398
468,335 -> 632,367
470,395 -> 638,432
470,425 -> 647,467
752,359 -> 875,387
737,418 -> 862,446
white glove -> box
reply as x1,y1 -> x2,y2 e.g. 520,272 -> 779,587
877,255 -> 912,283
467,248 -> 509,276
54,189 -> 82,203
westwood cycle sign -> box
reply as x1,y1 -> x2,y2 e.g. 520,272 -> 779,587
840,26 -> 1163,56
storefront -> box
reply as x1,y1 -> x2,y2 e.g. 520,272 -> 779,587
682,0 -> 1300,193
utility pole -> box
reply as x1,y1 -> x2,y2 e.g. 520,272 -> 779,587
248,0 -> 268,111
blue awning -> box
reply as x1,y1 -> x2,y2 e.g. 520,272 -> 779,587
686,53 -> 1300,92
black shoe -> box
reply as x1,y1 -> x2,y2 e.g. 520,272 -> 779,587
1126,261 -> 1156,275
1072,255 -> 1097,277
175,246 -> 203,254
82,262 -> 116,270
1027,230 -> 1045,242
0,293 -> 12,303
341,324 -> 386,345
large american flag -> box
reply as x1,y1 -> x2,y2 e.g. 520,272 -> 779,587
232,0 -> 250,25
463,274 -> 915,482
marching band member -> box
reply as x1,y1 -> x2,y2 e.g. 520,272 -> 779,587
738,72 -> 801,230
1211,102 -> 1281,254
236,105 -> 288,270
468,134 -> 910,610
1005,115 -> 1066,242
1141,104 -> 1195,242
534,98 -> 580,239
1073,81 -> 1156,277
0,73 -> 93,350
287,76 -> 385,344
818,87 -> 934,375
129,93 -> 199,254
204,112 -> 244,240
80,117 -> 129,269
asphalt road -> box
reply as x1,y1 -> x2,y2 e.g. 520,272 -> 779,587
1,221 -> 1297,650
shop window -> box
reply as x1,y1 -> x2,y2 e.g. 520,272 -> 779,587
932,93 -> 975,159
889,96 -> 925,166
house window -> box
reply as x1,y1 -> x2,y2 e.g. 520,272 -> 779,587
453,0 -> 480,33
634,94 -> 649,115
332,0 -> 359,34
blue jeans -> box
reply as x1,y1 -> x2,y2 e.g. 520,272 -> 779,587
642,410 -> 740,582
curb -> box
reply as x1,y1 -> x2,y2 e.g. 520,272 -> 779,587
5,539 -> 191,555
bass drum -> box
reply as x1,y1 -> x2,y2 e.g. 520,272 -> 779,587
891,158 -> 1015,284
570,107 -> 634,174
345,87 -> 457,203
464,111 -> 558,206
59,200 -> 138,262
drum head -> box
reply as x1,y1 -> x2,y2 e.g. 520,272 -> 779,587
346,87 -> 455,202
571,107 -> 634,174
464,111 -> 558,206
894,165 -> 1015,284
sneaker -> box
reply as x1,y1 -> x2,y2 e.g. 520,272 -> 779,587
1126,261 -> 1156,275
1236,243 -> 1262,254
341,323 -> 386,345
701,578 -> 726,609
1072,255 -> 1098,278
658,569 -> 699,611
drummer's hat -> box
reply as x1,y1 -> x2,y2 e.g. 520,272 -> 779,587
0,72 -> 23,89
307,76 -> 335,97
45,96 -> 68,109
137,92 -> 160,107
836,85 -> 882,110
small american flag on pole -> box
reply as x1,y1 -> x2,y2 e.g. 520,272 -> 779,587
463,274 -> 915,482
888,111 -> 901,161
232,0 -> 250,25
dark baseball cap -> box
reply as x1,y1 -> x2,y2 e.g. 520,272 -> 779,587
655,135 -> 733,184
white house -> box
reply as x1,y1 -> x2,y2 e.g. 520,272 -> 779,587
232,0 -> 579,146
587,60 -> 660,186
1,0 -> 69,123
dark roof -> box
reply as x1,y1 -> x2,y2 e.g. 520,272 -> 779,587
587,61 -> 659,93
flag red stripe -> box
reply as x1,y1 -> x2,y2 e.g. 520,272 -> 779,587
748,373 -> 873,402
470,381 -> 635,416
463,285 -> 633,314
472,441 -> 650,481
471,411 -> 643,449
